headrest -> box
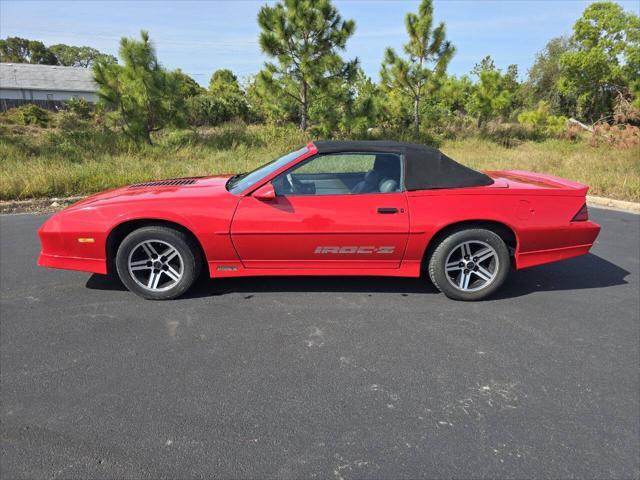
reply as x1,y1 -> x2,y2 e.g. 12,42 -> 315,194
379,179 -> 398,193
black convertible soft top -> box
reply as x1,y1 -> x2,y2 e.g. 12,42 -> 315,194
313,140 -> 493,191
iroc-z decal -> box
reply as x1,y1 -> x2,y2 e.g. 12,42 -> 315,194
314,246 -> 395,254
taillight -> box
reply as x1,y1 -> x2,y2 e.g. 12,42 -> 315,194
572,203 -> 589,221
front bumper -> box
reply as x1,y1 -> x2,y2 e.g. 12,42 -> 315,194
38,253 -> 107,274
37,213 -> 108,274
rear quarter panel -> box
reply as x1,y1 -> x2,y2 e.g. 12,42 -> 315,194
405,188 -> 593,269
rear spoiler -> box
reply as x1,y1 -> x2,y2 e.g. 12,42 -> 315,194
486,170 -> 589,196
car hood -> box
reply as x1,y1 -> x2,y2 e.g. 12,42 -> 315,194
65,175 -> 233,210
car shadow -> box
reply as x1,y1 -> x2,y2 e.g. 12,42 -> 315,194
85,253 -> 629,300
85,273 -> 128,291
85,272 -> 438,297
492,253 -> 630,300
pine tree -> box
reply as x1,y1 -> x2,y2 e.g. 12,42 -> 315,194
380,0 -> 454,132
256,0 -> 357,130
93,31 -> 185,143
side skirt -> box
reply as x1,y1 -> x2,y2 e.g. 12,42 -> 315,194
207,260 -> 422,279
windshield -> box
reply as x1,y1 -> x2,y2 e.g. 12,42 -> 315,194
226,146 -> 309,194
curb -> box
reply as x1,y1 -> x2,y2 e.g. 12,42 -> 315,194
587,195 -> 640,214
0,196 -> 84,214
1,194 -> 639,214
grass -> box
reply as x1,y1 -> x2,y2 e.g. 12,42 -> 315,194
442,138 -> 640,201
1,122 -> 638,201
0,123 -> 309,200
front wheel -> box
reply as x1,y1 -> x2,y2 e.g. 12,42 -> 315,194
428,228 -> 511,301
115,226 -> 202,300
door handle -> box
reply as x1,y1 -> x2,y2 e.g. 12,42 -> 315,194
377,207 -> 398,214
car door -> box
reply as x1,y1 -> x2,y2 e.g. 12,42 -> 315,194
230,152 -> 409,270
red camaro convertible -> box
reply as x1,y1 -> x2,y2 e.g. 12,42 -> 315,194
38,140 -> 600,301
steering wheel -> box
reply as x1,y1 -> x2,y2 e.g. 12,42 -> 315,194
286,173 -> 304,194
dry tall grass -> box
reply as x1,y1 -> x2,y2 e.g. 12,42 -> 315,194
1,123 -> 638,201
444,138 -> 640,201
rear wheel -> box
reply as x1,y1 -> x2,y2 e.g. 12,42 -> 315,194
115,226 -> 201,300
428,228 -> 510,301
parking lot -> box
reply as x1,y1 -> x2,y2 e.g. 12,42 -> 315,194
1,208 -> 638,479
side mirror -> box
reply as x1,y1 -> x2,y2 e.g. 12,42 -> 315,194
252,183 -> 276,201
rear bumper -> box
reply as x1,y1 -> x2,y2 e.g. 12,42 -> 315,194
515,221 -> 601,269
516,243 -> 594,269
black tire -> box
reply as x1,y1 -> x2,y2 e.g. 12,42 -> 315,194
115,226 -> 202,300
428,228 -> 510,301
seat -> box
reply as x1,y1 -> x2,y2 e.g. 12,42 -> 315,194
351,153 -> 401,194
351,170 -> 381,194
373,154 -> 401,193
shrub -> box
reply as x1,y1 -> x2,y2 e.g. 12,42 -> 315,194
163,129 -> 200,148
41,128 -> 142,159
186,93 -> 248,127
518,101 -> 567,137
9,104 -> 51,127
198,120 -> 266,150
613,93 -> 640,125
56,111 -> 87,131
434,113 -> 478,140
590,122 -> 640,149
65,97 -> 93,119
482,122 -> 538,148
560,123 -> 583,142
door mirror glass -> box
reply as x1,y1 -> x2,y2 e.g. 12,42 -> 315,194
252,183 -> 276,200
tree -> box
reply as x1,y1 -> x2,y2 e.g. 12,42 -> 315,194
309,68 -> 380,136
246,74 -> 299,125
343,71 -> 380,135
49,44 -> 117,67
466,56 -> 515,126
420,73 -> 473,126
558,2 -> 640,121
470,58 -> 521,113
256,0 -> 357,130
185,69 -> 250,127
174,69 -> 205,98
93,31 -> 186,143
380,0 -> 454,132
440,75 -> 474,115
0,37 -> 57,64
524,36 -> 573,113
208,69 -> 242,96
504,64 -> 525,113
185,69 -> 249,126
0,37 -> 116,67
471,56 -> 495,76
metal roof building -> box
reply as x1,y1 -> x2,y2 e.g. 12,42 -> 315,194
0,63 -> 98,108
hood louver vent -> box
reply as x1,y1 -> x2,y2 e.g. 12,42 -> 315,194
129,178 -> 197,188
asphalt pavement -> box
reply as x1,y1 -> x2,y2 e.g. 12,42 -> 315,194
1,208 -> 638,479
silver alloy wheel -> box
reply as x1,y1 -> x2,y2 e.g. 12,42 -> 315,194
444,240 -> 499,292
127,239 -> 184,292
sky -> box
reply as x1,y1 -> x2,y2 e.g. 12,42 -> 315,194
1,0 -> 638,86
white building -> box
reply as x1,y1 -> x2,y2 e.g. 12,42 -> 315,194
0,63 -> 98,108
